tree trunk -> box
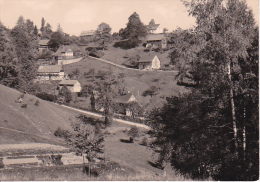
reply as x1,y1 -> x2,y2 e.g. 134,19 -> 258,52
243,107 -> 246,160
227,62 -> 238,150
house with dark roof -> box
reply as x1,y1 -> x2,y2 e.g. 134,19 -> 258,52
146,34 -> 167,49
53,45 -> 74,60
37,65 -> 65,81
114,93 -> 139,116
145,24 -> 160,34
80,30 -> 96,38
38,39 -> 50,53
138,55 -> 161,70
58,80 -> 82,93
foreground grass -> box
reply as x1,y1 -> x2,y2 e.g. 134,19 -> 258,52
0,162 -> 192,181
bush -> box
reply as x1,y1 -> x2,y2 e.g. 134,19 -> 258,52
140,137 -> 148,146
34,100 -> 40,106
127,126 -> 139,143
89,49 -> 104,58
21,103 -> 27,108
54,127 -> 70,138
36,92 -> 57,102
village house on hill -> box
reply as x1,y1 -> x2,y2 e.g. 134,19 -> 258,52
37,65 -> 65,81
138,55 -> 161,70
146,34 -> 167,49
53,45 -> 74,60
58,80 -> 82,93
115,93 -> 139,116
38,39 -> 50,53
79,30 -> 96,38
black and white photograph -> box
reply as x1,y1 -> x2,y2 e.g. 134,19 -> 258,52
0,0 -> 258,181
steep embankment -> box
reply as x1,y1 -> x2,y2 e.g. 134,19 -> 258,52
0,84 -> 82,144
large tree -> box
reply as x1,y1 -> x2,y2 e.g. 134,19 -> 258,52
0,22 -> 19,87
119,12 -> 147,48
150,0 -> 258,180
95,22 -> 112,50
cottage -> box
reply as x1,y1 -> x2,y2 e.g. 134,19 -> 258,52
146,34 -> 167,49
53,45 -> 74,60
37,65 -> 65,81
38,39 -> 50,53
59,80 -> 82,93
115,93 -> 139,116
80,30 -> 96,38
138,55 -> 161,70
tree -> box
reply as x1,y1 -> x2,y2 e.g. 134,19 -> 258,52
150,0 -> 258,180
11,17 -> 38,87
95,22 -> 112,50
0,22 -> 19,87
119,12 -> 147,48
127,126 -> 139,143
142,86 -> 159,98
40,17 -> 45,34
66,115 -> 104,175
59,86 -> 72,103
48,31 -> 65,52
149,19 -> 155,25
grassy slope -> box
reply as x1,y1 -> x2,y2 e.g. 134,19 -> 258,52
64,57 -> 187,111
0,84 -> 82,144
102,44 -> 172,66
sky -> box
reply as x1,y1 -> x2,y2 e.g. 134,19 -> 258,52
0,0 -> 258,36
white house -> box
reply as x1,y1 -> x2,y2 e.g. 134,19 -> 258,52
138,55 -> 161,70
114,93 -> 139,116
37,65 -> 65,81
53,45 -> 74,60
59,80 -> 82,93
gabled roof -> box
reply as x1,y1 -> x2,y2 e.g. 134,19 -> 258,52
138,55 -> 159,63
145,24 -> 160,31
39,39 -> 50,46
38,65 -> 62,73
59,80 -> 79,86
115,93 -> 136,104
146,34 -> 166,41
80,30 -> 96,37
53,45 -> 73,56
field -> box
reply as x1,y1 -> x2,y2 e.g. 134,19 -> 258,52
63,56 -> 187,111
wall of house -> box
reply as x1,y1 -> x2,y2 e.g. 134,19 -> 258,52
58,57 -> 82,65
138,62 -> 151,70
37,73 -> 64,81
151,56 -> 160,69
73,82 -> 82,93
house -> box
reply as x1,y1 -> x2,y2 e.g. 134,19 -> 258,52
58,80 -> 82,93
38,39 -> 50,53
80,30 -> 96,38
138,55 -> 161,70
53,45 -> 74,60
145,24 -> 160,34
37,65 -> 65,81
114,93 -> 139,116
146,34 -> 167,49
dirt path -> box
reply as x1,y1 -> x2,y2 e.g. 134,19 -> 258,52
59,104 -> 150,129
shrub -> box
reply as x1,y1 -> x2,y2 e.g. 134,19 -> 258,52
0,158 -> 4,168
127,126 -> 139,143
36,92 -> 57,102
140,137 -> 148,146
89,49 -> 104,58
19,93 -> 25,99
21,103 -> 27,108
54,127 -> 70,139
34,100 -> 40,106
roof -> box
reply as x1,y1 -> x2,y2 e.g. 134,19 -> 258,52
59,80 -> 79,86
80,30 -> 96,37
115,93 -> 135,104
145,24 -> 160,31
39,39 -> 50,46
38,65 -> 62,73
146,34 -> 166,41
138,55 -> 158,63
53,45 -> 74,56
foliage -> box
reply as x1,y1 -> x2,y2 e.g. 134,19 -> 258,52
150,0 -> 259,180
48,31 -> 69,52
65,115 -> 104,172
127,126 -> 139,143
142,86 -> 159,98
89,48 -> 104,58
0,22 -> 19,87
59,86 -> 72,103
95,22 -> 112,50
34,100 -> 40,106
54,127 -> 70,138
117,12 -> 147,49
36,92 -> 57,102
127,101 -> 144,118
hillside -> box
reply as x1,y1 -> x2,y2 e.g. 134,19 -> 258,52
63,57 -> 187,111
0,84 -> 82,144
102,43 -> 172,67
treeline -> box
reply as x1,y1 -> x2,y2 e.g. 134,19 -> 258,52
148,0 -> 258,180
